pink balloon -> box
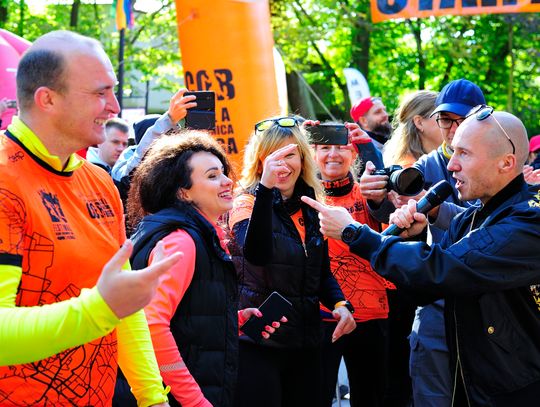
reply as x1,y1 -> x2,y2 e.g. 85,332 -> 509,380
0,29 -> 31,129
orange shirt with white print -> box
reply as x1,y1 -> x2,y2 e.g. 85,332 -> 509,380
0,118 -> 168,406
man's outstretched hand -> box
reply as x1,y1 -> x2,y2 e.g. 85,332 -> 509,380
301,196 -> 355,240
97,240 -> 182,319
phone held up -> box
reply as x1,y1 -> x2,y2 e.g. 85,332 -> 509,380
6,100 -> 17,109
306,123 -> 349,146
240,291 -> 293,343
184,91 -> 216,131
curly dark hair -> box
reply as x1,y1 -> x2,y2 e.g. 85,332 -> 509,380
127,129 -> 233,229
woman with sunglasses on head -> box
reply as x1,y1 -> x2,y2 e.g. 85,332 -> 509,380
228,116 -> 355,407
123,131 -> 282,407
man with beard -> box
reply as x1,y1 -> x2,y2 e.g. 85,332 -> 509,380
349,97 -> 393,177
350,96 -> 392,150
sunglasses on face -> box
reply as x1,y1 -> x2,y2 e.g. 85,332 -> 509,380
435,116 -> 466,129
254,117 -> 298,133
467,105 -> 515,154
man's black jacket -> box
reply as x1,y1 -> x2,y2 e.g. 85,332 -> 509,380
348,175 -> 540,406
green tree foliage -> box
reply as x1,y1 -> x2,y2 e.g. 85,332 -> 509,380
3,1 -> 182,99
271,0 -> 540,136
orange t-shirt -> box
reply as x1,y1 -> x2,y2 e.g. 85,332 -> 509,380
0,134 -> 125,406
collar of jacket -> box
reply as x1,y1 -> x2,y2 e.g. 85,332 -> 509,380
472,174 -> 525,228
273,177 -> 314,215
7,116 -> 83,172
364,129 -> 388,146
320,172 -> 354,197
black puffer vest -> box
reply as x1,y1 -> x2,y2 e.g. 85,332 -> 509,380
131,205 -> 238,407
230,184 -> 326,349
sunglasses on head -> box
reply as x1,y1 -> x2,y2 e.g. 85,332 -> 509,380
467,105 -> 515,154
254,117 -> 298,133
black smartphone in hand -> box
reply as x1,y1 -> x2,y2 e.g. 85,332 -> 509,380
184,91 -> 216,130
307,123 -> 349,145
240,291 -> 293,342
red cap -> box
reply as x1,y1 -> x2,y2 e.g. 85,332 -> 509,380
530,135 -> 540,153
350,97 -> 374,122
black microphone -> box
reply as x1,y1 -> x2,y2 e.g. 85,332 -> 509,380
382,180 -> 454,236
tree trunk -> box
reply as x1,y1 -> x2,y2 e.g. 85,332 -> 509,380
506,20 -> 514,113
0,2 -> 8,28
286,71 -> 316,119
70,0 -> 81,28
350,21 -> 370,82
407,19 -> 426,90
18,0 -> 24,36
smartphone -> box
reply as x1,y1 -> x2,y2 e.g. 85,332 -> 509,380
240,291 -> 293,342
184,91 -> 215,111
184,91 -> 216,130
307,124 -> 349,145
6,100 -> 17,109
185,110 -> 215,131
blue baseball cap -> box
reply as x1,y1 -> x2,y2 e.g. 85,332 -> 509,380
430,79 -> 486,117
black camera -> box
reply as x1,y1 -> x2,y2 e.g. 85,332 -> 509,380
373,165 -> 424,196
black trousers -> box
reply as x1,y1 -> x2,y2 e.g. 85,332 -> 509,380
320,319 -> 388,407
235,340 -> 321,407
384,289 -> 416,407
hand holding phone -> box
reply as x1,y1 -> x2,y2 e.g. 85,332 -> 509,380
240,291 -> 293,342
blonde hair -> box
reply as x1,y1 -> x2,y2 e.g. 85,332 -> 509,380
238,121 -> 323,200
384,90 -> 438,166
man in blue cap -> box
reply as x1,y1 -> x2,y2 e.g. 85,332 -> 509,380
359,78 -> 487,407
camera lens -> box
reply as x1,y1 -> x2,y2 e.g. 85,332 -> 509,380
388,167 -> 424,196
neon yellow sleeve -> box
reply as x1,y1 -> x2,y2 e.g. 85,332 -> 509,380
116,260 -> 169,406
0,264 -> 120,366
117,310 -> 169,407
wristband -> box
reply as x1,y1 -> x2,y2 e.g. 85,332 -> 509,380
334,300 -> 355,314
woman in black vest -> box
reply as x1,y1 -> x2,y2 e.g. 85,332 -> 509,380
125,131 -> 281,407
228,117 -> 356,406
